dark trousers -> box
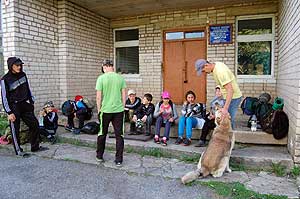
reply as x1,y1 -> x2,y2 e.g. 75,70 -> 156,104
155,116 -> 171,139
68,112 -> 88,129
97,112 -> 124,162
200,118 -> 216,141
9,101 -> 40,155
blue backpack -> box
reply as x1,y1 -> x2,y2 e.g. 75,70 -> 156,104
241,97 -> 258,116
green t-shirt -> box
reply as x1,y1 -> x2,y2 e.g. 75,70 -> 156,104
212,62 -> 242,99
95,72 -> 126,113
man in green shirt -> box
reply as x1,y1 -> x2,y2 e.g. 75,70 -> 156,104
95,60 -> 126,166
195,59 -> 242,129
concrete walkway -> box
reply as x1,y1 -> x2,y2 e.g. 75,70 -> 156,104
0,141 -> 298,199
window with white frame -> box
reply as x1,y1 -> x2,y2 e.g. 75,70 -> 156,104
236,15 -> 275,77
114,28 -> 139,74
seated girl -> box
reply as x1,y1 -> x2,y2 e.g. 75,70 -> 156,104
175,90 -> 206,146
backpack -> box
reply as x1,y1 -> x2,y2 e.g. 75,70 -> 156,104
255,101 -> 273,124
261,110 -> 275,134
241,97 -> 258,116
82,98 -> 95,110
81,122 -> 100,135
62,100 -> 75,116
272,110 -> 289,140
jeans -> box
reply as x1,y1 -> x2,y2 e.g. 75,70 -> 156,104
155,116 -> 171,139
228,97 -> 242,129
178,116 -> 198,139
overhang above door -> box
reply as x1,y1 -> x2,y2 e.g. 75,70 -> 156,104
68,0 -> 263,19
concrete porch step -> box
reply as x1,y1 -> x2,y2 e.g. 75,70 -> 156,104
56,127 -> 294,170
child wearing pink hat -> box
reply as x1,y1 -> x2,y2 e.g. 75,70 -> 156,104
153,91 -> 178,146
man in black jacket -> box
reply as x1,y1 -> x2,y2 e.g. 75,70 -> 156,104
1,57 -> 47,157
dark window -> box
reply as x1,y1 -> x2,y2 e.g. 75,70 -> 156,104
116,47 -> 139,74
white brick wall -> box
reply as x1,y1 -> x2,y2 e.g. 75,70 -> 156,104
278,0 -> 300,164
112,1 -> 278,105
1,0 -> 111,111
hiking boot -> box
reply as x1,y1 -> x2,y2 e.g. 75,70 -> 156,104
154,136 -> 160,144
31,146 -> 49,152
161,139 -> 167,146
195,140 -> 206,147
175,137 -> 183,145
183,139 -> 191,146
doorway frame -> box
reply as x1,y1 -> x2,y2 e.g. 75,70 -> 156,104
162,27 -> 207,104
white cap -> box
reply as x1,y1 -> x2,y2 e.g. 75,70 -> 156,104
128,89 -> 136,96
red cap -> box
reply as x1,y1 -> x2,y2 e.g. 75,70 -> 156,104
75,95 -> 83,102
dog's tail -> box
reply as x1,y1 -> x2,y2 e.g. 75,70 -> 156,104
181,169 -> 201,185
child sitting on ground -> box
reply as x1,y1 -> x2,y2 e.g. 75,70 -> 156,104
175,90 -> 206,146
64,95 -> 92,134
39,101 -> 58,144
153,91 -> 178,146
125,89 -> 141,132
132,93 -> 155,136
195,85 -> 225,147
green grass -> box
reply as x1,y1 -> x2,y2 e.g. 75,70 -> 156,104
290,166 -> 300,178
200,181 -> 288,199
271,163 -> 287,177
0,116 -> 8,136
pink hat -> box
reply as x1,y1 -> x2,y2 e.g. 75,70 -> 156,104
162,91 -> 171,99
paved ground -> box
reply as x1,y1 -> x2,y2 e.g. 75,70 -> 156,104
0,143 -> 299,199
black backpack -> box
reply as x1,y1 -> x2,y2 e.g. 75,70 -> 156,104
272,110 -> 289,139
81,122 -> 100,135
61,100 -> 75,116
255,101 -> 273,124
241,97 -> 259,116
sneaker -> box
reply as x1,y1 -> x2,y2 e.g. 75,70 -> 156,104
49,136 -> 57,145
65,126 -> 74,132
161,139 -> 167,146
183,139 -> 191,146
154,136 -> 160,144
114,160 -> 122,167
72,128 -> 81,135
194,140 -> 206,147
31,146 -> 49,152
17,151 -> 30,158
175,137 -> 183,145
96,156 -> 104,163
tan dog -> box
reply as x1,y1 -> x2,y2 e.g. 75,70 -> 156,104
181,112 -> 234,184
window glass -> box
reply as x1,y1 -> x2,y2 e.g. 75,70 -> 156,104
238,18 -> 272,35
185,31 -> 205,39
237,41 -> 271,75
166,32 -> 184,40
116,47 -> 139,74
115,29 -> 139,41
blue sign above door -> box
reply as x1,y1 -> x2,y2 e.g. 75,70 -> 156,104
209,24 -> 232,45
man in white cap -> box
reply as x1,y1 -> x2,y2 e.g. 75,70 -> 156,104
195,59 -> 242,129
125,89 -> 141,133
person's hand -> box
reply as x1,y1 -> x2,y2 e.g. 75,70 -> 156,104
169,117 -> 174,122
132,115 -> 137,122
141,115 -> 147,122
183,101 -> 188,106
221,108 -> 229,119
8,114 -> 16,122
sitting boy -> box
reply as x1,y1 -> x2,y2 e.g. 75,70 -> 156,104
195,85 -> 225,147
64,95 -> 92,134
132,93 -> 155,136
125,89 -> 141,132
39,101 -> 58,144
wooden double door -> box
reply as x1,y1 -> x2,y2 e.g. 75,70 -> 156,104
163,30 -> 207,104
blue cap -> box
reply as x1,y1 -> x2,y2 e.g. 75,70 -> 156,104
195,59 -> 207,76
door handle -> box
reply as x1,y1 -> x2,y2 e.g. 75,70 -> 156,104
183,61 -> 188,83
